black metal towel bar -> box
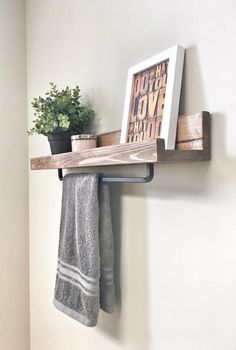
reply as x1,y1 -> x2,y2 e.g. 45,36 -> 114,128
58,163 -> 154,183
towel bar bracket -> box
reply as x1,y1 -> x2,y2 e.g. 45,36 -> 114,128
58,168 -> 64,181
58,163 -> 154,183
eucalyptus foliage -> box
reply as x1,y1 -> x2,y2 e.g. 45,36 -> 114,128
28,82 -> 94,135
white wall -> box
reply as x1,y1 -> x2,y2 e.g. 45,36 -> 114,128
27,1 -> 236,350
0,1 -> 29,349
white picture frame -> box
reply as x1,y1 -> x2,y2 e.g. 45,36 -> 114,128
120,45 -> 185,149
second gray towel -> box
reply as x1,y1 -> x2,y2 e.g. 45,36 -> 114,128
54,173 -> 115,327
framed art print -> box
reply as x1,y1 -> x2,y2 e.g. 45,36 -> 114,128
120,45 -> 185,149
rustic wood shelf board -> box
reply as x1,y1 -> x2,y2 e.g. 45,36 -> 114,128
30,111 -> 210,170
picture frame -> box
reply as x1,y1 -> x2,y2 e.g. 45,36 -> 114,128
120,45 -> 185,149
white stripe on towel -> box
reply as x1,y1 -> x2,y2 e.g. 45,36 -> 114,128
57,264 -> 99,293
57,270 -> 98,297
58,258 -> 98,283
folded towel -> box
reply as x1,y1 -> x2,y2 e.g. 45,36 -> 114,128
54,173 -> 115,327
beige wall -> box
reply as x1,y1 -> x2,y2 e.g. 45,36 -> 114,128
27,1 -> 236,350
0,0 -> 29,349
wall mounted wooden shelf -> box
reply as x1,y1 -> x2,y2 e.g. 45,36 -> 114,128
30,111 -> 210,171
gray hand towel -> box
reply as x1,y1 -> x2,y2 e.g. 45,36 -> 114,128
54,173 -> 115,327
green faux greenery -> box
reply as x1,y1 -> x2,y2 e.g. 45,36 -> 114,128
28,82 -> 94,136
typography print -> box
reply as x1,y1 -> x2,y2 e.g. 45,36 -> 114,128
127,59 -> 169,142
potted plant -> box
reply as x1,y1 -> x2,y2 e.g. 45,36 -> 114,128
28,82 -> 95,154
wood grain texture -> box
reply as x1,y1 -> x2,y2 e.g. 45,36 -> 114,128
31,140 -> 159,170
97,130 -> 121,147
97,111 -> 208,148
30,111 -> 211,170
176,140 -> 203,150
176,112 -> 203,142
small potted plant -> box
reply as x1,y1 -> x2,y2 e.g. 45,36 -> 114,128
28,82 -> 95,154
